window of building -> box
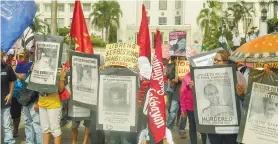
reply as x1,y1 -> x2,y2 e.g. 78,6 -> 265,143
70,18 -> 73,24
143,0 -> 150,9
159,17 -> 167,25
44,18 -> 51,25
70,4 -> 74,12
159,0 -> 167,10
58,4 -> 64,12
44,4 -> 51,12
175,0 -> 181,9
83,4 -> 91,11
175,16 -> 181,25
58,18 -> 64,28
147,16 -> 150,24
203,3 -> 206,8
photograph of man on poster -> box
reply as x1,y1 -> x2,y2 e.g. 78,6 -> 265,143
77,65 -> 93,89
249,92 -> 278,123
103,85 -> 130,112
201,83 -> 234,117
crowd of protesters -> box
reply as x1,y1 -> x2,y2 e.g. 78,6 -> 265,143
1,46 -> 250,144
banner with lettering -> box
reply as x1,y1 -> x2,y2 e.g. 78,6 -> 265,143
27,35 -> 63,93
104,43 -> 139,70
169,31 -> 187,56
148,30 -> 166,143
175,59 -> 190,78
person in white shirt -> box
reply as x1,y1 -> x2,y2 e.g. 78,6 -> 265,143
218,35 -> 227,49
232,33 -> 241,50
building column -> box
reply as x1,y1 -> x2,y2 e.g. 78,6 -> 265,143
259,21 -> 268,36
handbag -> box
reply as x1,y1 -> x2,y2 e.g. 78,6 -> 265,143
17,71 -> 37,106
59,84 -> 70,101
17,82 -> 38,106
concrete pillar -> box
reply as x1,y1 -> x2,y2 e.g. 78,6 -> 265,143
259,21 -> 268,36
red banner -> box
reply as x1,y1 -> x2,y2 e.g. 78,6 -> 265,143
148,30 -> 166,143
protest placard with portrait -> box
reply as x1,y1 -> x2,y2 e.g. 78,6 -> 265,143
28,35 -> 63,93
70,51 -> 100,109
169,31 -> 187,56
191,64 -> 240,134
96,68 -> 138,132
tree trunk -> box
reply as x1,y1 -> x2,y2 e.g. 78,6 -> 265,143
50,0 -> 57,35
274,1 -> 278,18
101,28 -> 104,40
105,26 -> 109,42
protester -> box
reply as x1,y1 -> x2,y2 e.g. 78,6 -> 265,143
38,66 -> 67,144
1,50 -> 16,144
218,35 -> 228,49
232,33 -> 241,50
167,56 -> 187,139
181,72 -> 207,144
72,120 -> 90,144
17,50 -> 43,144
190,50 -> 246,144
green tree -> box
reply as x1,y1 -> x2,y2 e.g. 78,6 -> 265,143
57,27 -> 70,37
108,24 -> 117,43
33,6 -> 49,34
267,18 -> 278,33
90,1 -> 122,42
197,8 -> 220,42
228,1 -> 254,37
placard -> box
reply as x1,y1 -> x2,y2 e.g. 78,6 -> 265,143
188,48 -> 223,67
175,59 -> 190,78
67,100 -> 91,121
104,43 -> 139,70
162,44 -> 170,59
169,31 -> 187,56
70,51 -> 100,109
27,35 -> 63,93
237,68 -> 278,144
97,68 -> 138,132
191,64 -> 240,134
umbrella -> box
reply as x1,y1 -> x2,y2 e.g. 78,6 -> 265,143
229,33 -> 278,63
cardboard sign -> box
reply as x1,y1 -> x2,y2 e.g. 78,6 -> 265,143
176,60 -> 190,78
104,43 -> 139,69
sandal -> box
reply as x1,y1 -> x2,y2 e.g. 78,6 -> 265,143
179,131 -> 187,139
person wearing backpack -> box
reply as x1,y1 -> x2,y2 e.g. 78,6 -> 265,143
16,50 -> 43,144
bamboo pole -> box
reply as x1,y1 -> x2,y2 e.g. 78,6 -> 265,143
50,0 -> 57,35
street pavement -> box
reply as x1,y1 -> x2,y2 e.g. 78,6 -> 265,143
14,118 -> 204,144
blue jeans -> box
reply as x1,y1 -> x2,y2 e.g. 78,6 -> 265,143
1,107 -> 15,144
23,102 -> 43,144
167,100 -> 187,132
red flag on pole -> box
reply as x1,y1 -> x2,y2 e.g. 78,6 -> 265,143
137,5 -> 150,58
70,0 -> 94,54
148,30 -> 166,143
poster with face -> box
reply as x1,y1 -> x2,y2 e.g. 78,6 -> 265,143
169,31 -> 187,56
70,51 -> 100,109
238,82 -> 278,144
97,67 -> 138,132
191,64 -> 240,134
27,35 -> 63,93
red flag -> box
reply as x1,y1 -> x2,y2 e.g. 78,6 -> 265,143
137,5 -> 150,57
148,30 -> 166,143
70,0 -> 94,54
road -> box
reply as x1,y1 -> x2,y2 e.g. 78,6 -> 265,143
14,119 -> 204,144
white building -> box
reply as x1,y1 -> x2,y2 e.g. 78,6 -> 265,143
35,0 -> 277,47
35,0 -> 102,37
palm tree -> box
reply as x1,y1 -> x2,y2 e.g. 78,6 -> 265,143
197,8 -> 220,43
228,1 -> 254,37
90,1 -> 122,42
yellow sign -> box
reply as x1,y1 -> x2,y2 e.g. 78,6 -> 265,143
105,43 -> 139,69
176,60 -> 190,78
253,63 -> 278,69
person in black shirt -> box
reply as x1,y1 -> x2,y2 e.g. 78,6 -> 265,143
1,50 -> 16,144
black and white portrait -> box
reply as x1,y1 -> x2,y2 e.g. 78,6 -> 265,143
241,83 -> 278,144
202,83 -> 234,118
103,83 -> 130,112
35,42 -> 58,71
248,90 -> 278,123
71,53 -> 99,109
97,71 -> 137,132
193,66 -> 238,127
